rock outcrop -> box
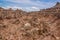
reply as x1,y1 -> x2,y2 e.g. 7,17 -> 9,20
0,2 -> 60,40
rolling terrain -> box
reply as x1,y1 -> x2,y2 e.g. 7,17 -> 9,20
0,2 -> 60,40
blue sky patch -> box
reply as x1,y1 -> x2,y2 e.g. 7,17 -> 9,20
0,0 -> 60,11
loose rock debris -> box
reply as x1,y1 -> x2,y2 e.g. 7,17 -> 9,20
0,2 -> 60,40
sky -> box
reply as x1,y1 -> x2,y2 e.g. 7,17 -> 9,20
0,0 -> 60,11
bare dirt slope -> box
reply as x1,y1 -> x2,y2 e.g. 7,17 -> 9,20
0,2 -> 60,40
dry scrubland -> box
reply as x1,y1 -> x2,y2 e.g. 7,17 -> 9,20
0,2 -> 60,40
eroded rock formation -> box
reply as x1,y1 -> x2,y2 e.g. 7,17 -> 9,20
0,2 -> 60,40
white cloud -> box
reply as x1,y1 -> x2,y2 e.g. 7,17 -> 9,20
24,6 -> 40,11
32,6 -> 39,9
5,0 -> 31,3
31,6 -> 40,11
4,0 -> 56,11
3,6 -> 23,10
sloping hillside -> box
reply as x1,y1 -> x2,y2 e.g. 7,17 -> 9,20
0,2 -> 60,40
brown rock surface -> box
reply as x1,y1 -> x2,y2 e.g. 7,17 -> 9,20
0,2 -> 60,40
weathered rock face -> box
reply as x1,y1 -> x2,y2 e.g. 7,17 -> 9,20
0,2 -> 60,40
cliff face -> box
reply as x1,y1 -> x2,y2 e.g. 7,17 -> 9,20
0,2 -> 60,40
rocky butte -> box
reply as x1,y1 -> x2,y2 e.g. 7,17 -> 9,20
0,2 -> 60,40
